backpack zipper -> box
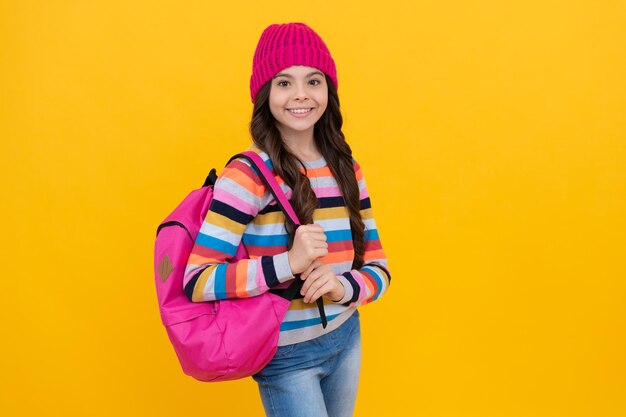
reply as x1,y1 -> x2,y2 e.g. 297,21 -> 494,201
157,221 -> 193,242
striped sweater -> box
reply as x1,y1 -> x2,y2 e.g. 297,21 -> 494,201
184,146 -> 391,346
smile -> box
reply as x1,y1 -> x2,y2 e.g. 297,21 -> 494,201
288,108 -> 313,114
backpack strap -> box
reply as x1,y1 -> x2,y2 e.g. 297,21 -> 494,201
230,151 -> 300,227
228,151 -> 328,329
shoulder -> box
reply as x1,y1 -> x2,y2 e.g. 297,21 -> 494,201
351,157 -> 366,183
223,144 -> 273,177
214,145 -> 272,197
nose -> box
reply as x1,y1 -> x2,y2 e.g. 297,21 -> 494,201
293,82 -> 309,101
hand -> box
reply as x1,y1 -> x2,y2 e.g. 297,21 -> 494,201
287,224 -> 328,275
300,260 -> 345,304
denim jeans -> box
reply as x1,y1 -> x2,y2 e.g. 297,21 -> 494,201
252,309 -> 362,417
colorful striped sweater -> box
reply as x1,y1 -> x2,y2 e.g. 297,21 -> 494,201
184,146 -> 391,346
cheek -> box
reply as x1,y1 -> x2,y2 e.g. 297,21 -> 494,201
316,90 -> 329,111
316,96 -> 329,116
268,95 -> 283,118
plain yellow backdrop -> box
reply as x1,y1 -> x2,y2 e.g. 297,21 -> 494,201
2,1 -> 625,416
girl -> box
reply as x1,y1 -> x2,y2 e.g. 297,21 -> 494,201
185,22 -> 391,417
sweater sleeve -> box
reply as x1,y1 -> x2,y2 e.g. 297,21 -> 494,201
183,157 -> 295,302
334,161 -> 392,307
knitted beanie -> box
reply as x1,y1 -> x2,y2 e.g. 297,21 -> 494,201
249,22 -> 338,103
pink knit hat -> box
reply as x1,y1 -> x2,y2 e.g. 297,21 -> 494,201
250,22 -> 338,103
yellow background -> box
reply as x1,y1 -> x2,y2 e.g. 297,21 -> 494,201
2,1 -> 625,416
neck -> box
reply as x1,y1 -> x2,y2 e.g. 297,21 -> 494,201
277,125 -> 322,162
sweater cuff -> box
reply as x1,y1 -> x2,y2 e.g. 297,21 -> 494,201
272,251 -> 295,284
334,275 -> 354,305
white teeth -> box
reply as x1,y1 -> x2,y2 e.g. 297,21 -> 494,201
289,108 -> 312,114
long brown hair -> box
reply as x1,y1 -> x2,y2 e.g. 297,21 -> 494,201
249,75 -> 365,269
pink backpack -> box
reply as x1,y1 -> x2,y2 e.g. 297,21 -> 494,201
154,151 -> 314,382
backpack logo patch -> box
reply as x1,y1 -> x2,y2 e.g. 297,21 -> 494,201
158,254 -> 174,282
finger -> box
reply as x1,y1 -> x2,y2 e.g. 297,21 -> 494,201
300,233 -> 327,247
304,225 -> 326,240
301,267 -> 325,296
305,240 -> 327,251
302,265 -> 333,301
306,247 -> 327,261
303,231 -> 327,243
314,241 -> 328,249
305,246 -> 327,262
302,273 -> 327,302
300,224 -> 325,235
307,223 -> 325,232
304,247 -> 327,263
305,280 -> 334,304
301,260 -> 322,280
312,244 -> 328,256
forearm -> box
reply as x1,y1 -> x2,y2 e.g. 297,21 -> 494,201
333,261 -> 391,306
184,251 -> 294,302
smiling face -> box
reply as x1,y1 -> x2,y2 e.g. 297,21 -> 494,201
268,65 -> 329,140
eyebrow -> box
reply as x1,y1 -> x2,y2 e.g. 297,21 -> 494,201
273,71 -> 324,79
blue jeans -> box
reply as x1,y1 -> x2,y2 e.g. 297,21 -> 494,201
253,309 -> 362,417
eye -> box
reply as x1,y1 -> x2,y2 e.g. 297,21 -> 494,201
276,80 -> 290,87
309,79 -> 322,86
